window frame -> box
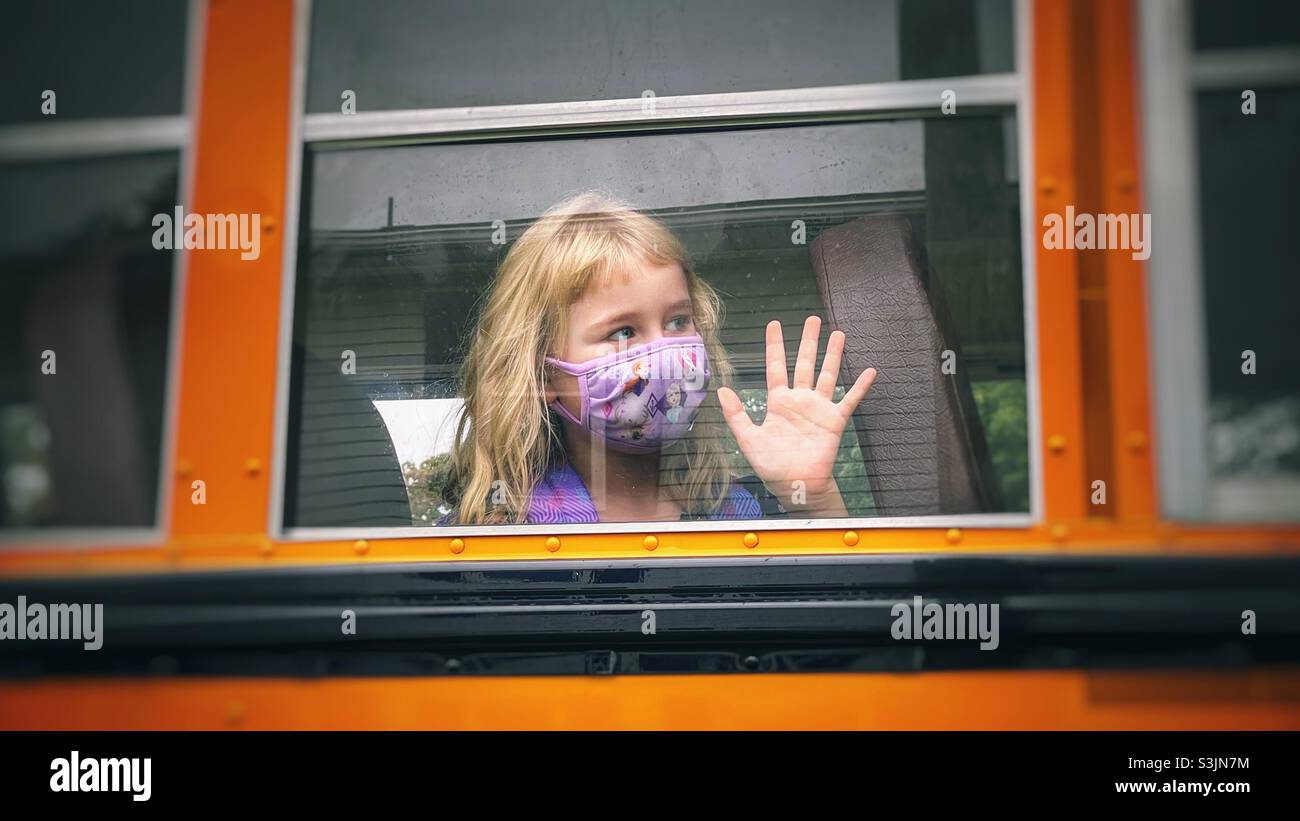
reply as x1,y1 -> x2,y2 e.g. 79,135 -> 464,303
0,0 -> 205,548
270,0 -> 1044,540
1138,0 -> 1300,523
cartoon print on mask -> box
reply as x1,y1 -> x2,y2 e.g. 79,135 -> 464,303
664,381 -> 684,424
678,350 -> 704,390
546,335 -> 711,453
606,387 -> 654,445
621,359 -> 648,396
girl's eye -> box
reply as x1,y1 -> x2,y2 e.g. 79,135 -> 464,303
609,326 -> 634,342
667,315 -> 690,332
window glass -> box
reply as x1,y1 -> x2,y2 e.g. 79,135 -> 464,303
305,0 -> 1014,114
1192,0 -> 1300,51
1195,88 -> 1300,512
1175,0 -> 1300,520
0,0 -> 189,125
0,153 -> 179,529
284,114 -> 1028,528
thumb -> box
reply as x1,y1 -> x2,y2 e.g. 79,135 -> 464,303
717,387 -> 755,440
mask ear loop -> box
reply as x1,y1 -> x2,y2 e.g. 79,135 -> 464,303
544,357 -> 589,426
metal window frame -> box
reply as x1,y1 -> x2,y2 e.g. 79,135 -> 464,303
270,0 -> 1043,540
1190,46 -> 1300,91
1139,0 -> 1300,524
0,0 -> 207,548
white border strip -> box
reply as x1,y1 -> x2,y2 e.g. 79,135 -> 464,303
0,116 -> 189,164
1016,0 -> 1043,524
1138,0 -> 1212,521
303,74 -> 1021,143
1191,46 -> 1300,90
267,0 -> 312,539
284,513 -> 1036,542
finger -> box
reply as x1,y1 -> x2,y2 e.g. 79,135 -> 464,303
792,315 -> 821,390
765,320 -> 788,393
717,386 -> 756,442
837,367 -> 877,417
815,329 -> 845,399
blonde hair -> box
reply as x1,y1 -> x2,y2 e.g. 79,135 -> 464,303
443,191 -> 737,524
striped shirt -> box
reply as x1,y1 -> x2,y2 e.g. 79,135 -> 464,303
436,459 -> 769,525
525,458 -> 762,523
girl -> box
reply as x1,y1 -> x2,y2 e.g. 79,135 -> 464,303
438,192 -> 877,525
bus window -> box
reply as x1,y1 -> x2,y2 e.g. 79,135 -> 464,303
276,0 -> 1024,532
0,1 -> 192,535
279,0 -> 1028,533
1142,0 -> 1300,522
0,156 -> 179,531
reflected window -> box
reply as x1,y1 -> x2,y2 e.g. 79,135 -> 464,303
0,154 -> 178,528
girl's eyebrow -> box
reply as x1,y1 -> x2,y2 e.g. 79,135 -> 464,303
592,309 -> 639,329
593,298 -> 692,328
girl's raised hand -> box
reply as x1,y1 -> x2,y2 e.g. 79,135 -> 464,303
717,316 -> 877,515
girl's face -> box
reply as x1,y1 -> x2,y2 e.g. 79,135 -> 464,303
545,256 -> 696,414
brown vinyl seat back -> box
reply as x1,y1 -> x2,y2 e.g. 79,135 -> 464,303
810,214 -> 999,515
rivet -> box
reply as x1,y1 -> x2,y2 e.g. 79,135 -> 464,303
175,459 -> 192,478
353,539 -> 369,555
742,655 -> 761,671
545,536 -> 561,553
1127,431 -> 1147,451
259,539 -> 273,557
1039,176 -> 1058,196
244,457 -> 262,476
1048,434 -> 1066,454
1051,523 -> 1069,542
842,530 -> 859,546
225,701 -> 245,727
742,532 -> 759,549
449,538 -> 465,555
643,535 -> 658,551
946,527 -> 962,545
1117,171 -> 1136,193
262,215 -> 277,234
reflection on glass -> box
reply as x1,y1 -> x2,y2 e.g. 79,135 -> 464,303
306,0 -> 1014,113
0,153 -> 178,529
1195,84 -> 1300,517
1,1 -> 188,126
1192,0 -> 1300,51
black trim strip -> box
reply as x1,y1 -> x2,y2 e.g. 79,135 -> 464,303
1,553 -> 1298,677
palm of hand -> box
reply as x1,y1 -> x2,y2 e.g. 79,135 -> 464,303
717,316 -> 877,501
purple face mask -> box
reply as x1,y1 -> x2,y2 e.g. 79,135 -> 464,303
546,335 -> 711,453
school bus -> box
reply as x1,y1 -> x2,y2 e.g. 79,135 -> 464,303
0,0 -> 1297,729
